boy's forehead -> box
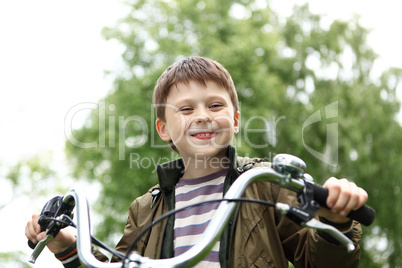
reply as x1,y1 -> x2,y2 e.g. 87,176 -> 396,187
166,80 -> 228,100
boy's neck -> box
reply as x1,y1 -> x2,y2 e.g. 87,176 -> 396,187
181,154 -> 230,179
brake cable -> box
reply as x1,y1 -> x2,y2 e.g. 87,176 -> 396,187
122,197 -> 276,265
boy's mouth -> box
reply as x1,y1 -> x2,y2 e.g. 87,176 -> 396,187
190,132 -> 218,139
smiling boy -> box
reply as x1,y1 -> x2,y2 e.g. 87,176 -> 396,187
26,56 -> 368,267
156,79 -> 240,178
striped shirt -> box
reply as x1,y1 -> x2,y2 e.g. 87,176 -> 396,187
174,168 -> 228,267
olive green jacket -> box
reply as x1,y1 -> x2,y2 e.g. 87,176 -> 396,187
110,146 -> 362,267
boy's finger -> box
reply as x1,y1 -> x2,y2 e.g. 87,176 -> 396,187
32,215 -> 41,233
334,181 -> 365,216
36,231 -> 47,241
354,187 -> 369,210
26,220 -> 38,243
332,180 -> 354,212
323,177 -> 342,208
339,195 -> 359,216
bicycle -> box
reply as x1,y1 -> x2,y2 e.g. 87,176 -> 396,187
28,154 -> 375,267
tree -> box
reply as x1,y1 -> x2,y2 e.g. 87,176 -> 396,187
65,1 -> 402,266
1,152 -> 69,266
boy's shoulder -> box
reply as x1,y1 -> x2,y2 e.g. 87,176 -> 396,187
130,184 -> 162,210
236,156 -> 271,172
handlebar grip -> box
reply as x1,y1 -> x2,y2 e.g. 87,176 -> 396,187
28,196 -> 63,250
28,239 -> 37,249
311,183 -> 375,226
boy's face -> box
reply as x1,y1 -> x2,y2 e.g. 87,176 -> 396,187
156,80 -> 240,161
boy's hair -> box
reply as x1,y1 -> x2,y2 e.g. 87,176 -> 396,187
153,56 -> 239,121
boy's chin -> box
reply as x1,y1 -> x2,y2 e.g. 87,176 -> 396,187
187,146 -> 228,160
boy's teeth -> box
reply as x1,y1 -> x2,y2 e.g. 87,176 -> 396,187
195,132 -> 212,136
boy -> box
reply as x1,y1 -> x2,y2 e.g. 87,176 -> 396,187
26,56 -> 368,267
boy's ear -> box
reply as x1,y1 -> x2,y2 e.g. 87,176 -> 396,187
234,111 -> 240,134
156,118 -> 171,141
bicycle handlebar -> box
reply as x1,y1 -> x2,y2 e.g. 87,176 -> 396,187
62,190 -> 116,268
29,153 -> 376,267
61,167 -> 374,268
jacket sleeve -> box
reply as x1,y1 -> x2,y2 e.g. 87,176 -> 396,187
273,183 -> 362,268
111,185 -> 167,262
54,242 -> 109,268
111,197 -> 142,262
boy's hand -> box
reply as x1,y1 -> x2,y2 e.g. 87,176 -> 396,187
317,177 -> 368,224
25,213 -> 76,254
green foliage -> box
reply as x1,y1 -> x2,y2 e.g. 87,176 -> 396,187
1,152 -> 69,266
0,251 -> 31,268
65,1 -> 402,266
2,151 -> 66,209
6,153 -> 54,186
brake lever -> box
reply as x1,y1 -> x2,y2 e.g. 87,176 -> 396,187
28,214 -> 73,263
28,196 -> 64,250
302,218 -> 355,252
28,195 -> 75,264
275,203 -> 355,252
28,234 -> 54,263
276,173 -> 355,252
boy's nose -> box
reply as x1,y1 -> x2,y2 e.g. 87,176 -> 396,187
194,114 -> 212,124
193,108 -> 212,124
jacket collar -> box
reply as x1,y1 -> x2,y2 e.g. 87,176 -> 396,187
156,145 -> 239,193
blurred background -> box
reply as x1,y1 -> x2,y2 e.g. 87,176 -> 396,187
1,0 -> 401,267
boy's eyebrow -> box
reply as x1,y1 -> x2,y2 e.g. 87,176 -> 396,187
171,95 -> 229,105
168,98 -> 193,106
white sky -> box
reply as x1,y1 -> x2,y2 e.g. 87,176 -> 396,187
0,0 -> 128,166
0,0 -> 401,267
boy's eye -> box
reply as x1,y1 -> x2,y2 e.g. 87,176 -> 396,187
210,103 -> 223,109
179,107 -> 193,112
